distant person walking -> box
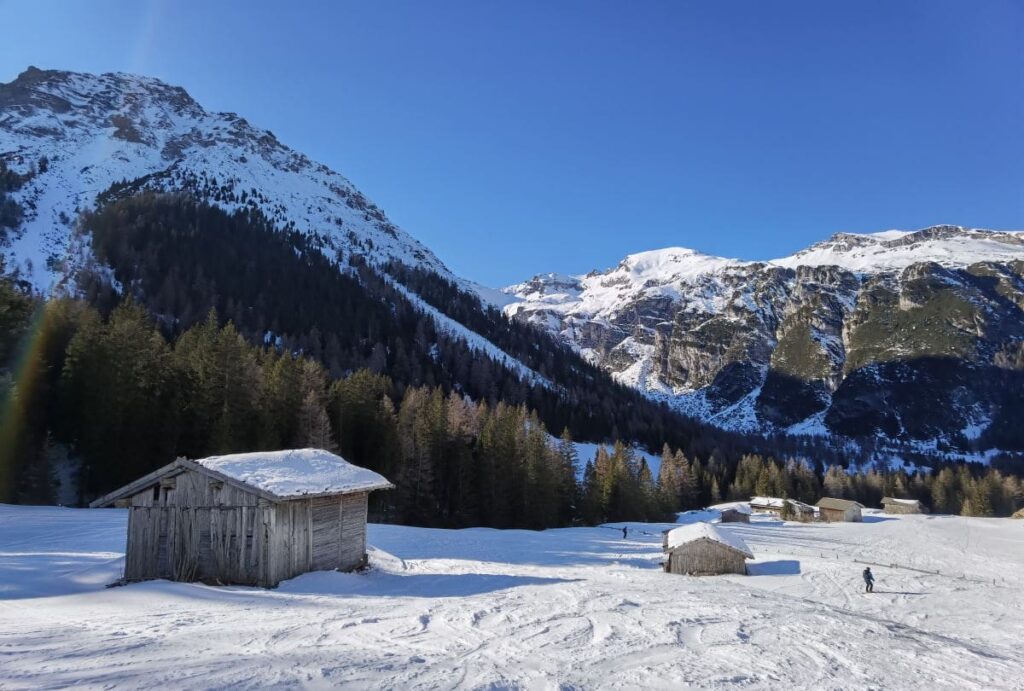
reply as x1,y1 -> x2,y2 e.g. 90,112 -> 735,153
622,526 -> 628,539
863,567 -> 875,593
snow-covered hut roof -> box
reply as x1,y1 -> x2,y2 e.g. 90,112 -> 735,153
881,497 -> 921,506
749,496 -> 814,513
816,497 -> 865,511
194,449 -> 391,498
664,522 -> 754,558
90,448 -> 393,507
750,496 -> 786,508
709,501 -> 753,516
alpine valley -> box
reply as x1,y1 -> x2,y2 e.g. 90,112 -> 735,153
3,66 -> 1023,476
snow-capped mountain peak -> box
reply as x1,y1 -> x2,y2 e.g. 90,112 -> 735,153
771,225 -> 1024,272
0,66 -> 452,288
503,225 -> 1024,452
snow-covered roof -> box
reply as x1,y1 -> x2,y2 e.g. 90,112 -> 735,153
749,496 -> 815,514
195,449 -> 392,498
708,502 -> 753,515
90,448 -> 392,507
882,497 -> 921,505
816,497 -> 865,511
664,522 -> 754,558
750,496 -> 789,508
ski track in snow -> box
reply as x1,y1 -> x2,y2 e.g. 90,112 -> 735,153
0,504 -> 1022,689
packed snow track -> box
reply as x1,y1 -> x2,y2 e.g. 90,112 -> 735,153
0,505 -> 1021,689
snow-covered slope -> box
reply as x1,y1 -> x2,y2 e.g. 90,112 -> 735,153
0,66 -> 454,289
2,503 -> 1021,688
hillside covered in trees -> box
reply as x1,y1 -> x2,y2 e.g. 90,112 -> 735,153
0,191 -> 1020,520
2,264 -> 1020,520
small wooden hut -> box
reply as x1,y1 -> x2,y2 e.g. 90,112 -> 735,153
90,449 -> 393,587
816,497 -> 864,522
709,502 -> 751,523
662,522 -> 753,576
881,497 -> 926,515
749,496 -> 815,521
720,508 -> 750,523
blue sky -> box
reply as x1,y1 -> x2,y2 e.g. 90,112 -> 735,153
2,1 -> 1022,285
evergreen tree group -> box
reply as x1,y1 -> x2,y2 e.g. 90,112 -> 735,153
1,189 -> 1021,522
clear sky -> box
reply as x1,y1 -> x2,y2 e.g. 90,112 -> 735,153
2,1 -> 1022,285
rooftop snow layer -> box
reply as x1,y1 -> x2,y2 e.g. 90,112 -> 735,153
196,448 -> 392,498
664,522 -> 754,557
750,496 -> 786,508
708,501 -> 753,515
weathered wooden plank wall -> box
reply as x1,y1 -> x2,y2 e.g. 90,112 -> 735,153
665,541 -> 747,576
340,492 -> 368,571
121,469 -> 372,587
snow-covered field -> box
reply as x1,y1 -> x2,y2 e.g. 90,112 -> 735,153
1,505 -> 1022,690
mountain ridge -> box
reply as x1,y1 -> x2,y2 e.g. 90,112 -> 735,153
4,66 -> 1022,459
0,66 -> 456,290
503,226 -> 1024,452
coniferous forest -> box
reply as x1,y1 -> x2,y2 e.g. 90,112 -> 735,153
1,192 -> 1021,522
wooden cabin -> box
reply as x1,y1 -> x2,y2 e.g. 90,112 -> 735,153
662,522 -> 753,576
749,496 -> 815,521
816,497 -> 864,522
881,497 -> 926,515
90,449 -> 393,588
709,502 -> 752,523
720,508 -> 750,523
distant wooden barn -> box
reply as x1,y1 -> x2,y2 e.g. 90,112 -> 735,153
720,508 -> 750,523
749,496 -> 815,521
662,522 -> 753,576
881,497 -> 926,515
710,502 -> 751,523
816,497 -> 864,522
90,449 -> 393,588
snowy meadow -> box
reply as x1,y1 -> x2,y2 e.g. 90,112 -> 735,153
0,504 -> 1022,689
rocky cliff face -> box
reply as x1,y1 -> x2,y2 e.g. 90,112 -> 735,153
504,229 -> 1024,452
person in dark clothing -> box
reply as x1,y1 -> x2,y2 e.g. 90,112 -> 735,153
863,567 -> 875,593
622,526 -> 628,539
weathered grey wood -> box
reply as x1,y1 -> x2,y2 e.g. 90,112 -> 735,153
881,498 -> 925,514
719,509 -> 749,523
663,538 -> 748,576
340,492 -> 368,570
112,464 -> 379,588
819,506 -> 863,522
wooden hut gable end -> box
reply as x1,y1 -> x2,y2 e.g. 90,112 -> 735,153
816,497 -> 865,523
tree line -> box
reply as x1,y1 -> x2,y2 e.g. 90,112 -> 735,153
2,282 -> 1019,519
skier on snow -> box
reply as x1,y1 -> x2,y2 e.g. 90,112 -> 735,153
622,526 -> 628,539
863,567 -> 875,593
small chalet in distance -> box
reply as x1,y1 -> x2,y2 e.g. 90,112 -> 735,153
816,497 -> 864,522
709,501 -> 751,523
91,449 -> 393,588
749,496 -> 815,521
881,497 -> 926,515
